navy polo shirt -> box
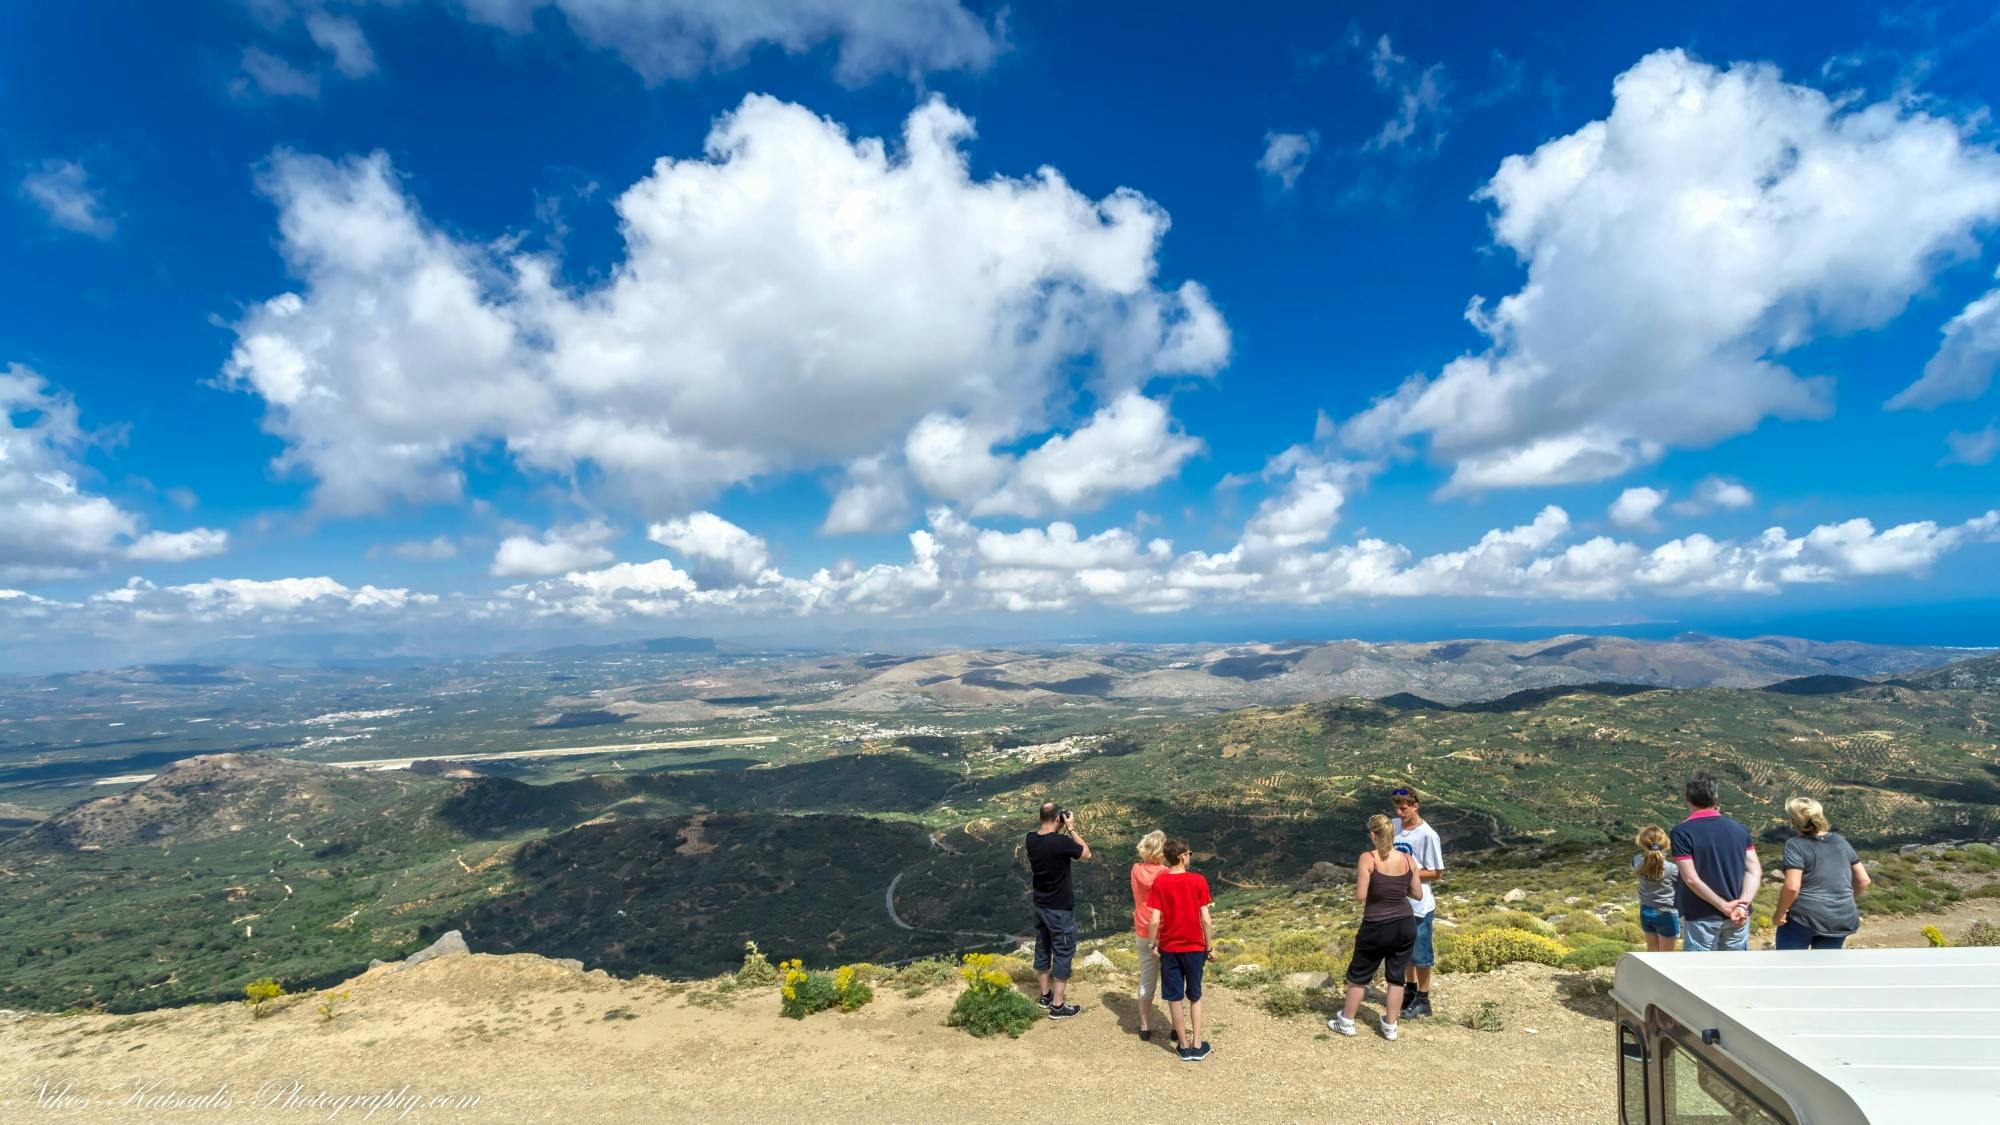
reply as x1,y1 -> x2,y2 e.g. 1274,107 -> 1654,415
1669,808 -> 1755,922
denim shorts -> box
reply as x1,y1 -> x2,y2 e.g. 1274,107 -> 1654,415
1410,911 -> 1435,968
1639,905 -> 1681,938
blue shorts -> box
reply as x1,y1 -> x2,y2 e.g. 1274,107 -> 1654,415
1639,905 -> 1681,938
1159,950 -> 1206,1003
1410,912 -> 1435,968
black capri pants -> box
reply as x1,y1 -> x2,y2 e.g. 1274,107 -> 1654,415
1344,916 -> 1418,989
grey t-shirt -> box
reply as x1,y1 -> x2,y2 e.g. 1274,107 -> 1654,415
1632,852 -> 1680,912
1782,832 -> 1862,936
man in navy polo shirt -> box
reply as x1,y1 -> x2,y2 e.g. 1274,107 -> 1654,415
1669,771 -> 1760,952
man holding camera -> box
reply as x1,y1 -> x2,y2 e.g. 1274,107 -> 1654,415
1026,801 -> 1092,1019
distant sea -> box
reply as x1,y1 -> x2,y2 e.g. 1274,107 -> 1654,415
1067,599 -> 2000,650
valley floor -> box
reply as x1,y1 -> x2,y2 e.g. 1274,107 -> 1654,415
5,899 -> 1992,1124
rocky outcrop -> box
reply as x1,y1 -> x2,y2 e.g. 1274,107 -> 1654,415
393,930 -> 470,972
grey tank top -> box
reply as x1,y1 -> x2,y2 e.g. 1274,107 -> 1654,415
1364,854 -> 1415,922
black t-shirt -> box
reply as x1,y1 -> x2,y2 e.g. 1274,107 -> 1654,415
1025,830 -> 1085,909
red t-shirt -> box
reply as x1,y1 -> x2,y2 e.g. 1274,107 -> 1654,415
1145,870 -> 1212,954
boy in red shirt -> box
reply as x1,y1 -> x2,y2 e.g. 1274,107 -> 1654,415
1144,839 -> 1214,1062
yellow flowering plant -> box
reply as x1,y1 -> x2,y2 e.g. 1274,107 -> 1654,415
946,952 -> 1040,1038
778,958 -> 841,1019
833,965 -> 873,1012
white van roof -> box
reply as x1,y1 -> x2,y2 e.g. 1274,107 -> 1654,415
1613,948 -> 2000,1123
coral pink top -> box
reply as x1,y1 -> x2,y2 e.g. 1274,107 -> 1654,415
1130,862 -> 1167,938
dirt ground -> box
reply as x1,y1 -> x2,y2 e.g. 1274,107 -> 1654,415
3,955 -> 1615,1124
4,902 -> 1987,1125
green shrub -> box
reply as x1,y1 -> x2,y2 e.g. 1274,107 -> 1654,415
736,941 -> 780,987
1559,941 -> 1630,971
243,978 -> 283,1018
947,954 -> 1041,1038
1923,925 -> 1950,948
833,965 -> 874,1012
1437,929 -> 1567,974
892,957 -> 957,997
1267,929 -> 1345,975
1257,983 -> 1332,1019
1962,921 -> 2000,948
839,962 -> 894,984
1456,912 -> 1557,938
1459,1000 -> 1505,1032
778,959 -> 839,1019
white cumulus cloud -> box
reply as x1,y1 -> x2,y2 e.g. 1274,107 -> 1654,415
0,366 -> 223,582
223,94 -> 1227,523
647,511 -> 771,585
490,522 -> 618,577
1608,487 -> 1667,530
1341,49 -> 2000,492
1671,476 -> 1756,517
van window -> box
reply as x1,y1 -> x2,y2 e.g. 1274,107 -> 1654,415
1619,1023 -> 1646,1125
1662,1039 -> 1785,1124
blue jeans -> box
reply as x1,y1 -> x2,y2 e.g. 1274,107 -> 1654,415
1775,917 -> 1848,950
1410,911 -> 1435,968
1639,905 -> 1681,938
1032,905 -> 1077,980
1682,915 -> 1748,952
1159,950 -> 1206,1002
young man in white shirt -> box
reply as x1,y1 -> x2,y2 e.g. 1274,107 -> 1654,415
1389,786 -> 1444,1018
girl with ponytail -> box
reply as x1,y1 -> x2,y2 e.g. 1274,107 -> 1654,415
1632,825 -> 1681,951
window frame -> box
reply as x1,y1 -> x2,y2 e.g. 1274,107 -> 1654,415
1656,1029 -> 1796,1125
1619,1019 -> 1650,1125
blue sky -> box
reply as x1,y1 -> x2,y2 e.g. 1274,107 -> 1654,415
3,1 -> 1999,669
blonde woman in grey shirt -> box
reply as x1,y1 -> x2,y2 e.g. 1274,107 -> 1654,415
1774,797 -> 1870,950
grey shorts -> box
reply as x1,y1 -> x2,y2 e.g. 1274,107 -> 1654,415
1032,905 -> 1078,980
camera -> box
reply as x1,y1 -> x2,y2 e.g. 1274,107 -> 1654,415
1058,808 -> 1074,828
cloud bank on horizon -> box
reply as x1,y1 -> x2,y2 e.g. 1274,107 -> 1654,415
5,2 -> 2000,668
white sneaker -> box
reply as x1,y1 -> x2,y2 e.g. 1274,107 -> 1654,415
1328,1015 -> 1356,1037
1380,1021 -> 1398,1041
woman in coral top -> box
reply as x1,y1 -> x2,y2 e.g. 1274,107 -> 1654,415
1128,830 -> 1168,1042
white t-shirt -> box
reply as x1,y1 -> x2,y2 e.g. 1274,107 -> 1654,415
1393,819 -> 1443,917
